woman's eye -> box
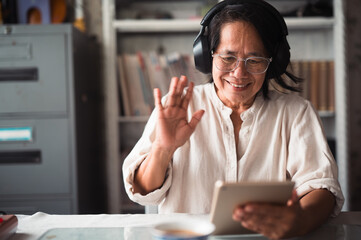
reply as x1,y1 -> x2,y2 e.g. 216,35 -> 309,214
248,59 -> 260,64
221,56 -> 235,63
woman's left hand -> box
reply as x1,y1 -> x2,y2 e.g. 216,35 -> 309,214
232,190 -> 303,239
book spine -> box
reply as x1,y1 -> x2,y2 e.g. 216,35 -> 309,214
310,61 -> 320,110
318,61 -> 329,111
328,61 -> 335,112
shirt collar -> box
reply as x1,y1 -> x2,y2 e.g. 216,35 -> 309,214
209,82 -> 264,121
241,92 -> 264,121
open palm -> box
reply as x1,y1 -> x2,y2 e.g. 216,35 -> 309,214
153,76 -> 205,153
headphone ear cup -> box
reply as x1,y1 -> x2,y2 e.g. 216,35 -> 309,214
193,34 -> 212,74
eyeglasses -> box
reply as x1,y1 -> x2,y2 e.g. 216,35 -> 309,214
212,53 -> 272,74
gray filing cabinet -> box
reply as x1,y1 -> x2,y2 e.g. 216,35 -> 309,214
0,24 -> 105,214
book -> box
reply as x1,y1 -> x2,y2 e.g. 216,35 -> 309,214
136,52 -> 154,109
0,215 -> 18,240
143,51 -> 169,97
166,52 -> 184,80
121,54 -> 152,116
328,61 -> 335,112
183,54 -> 210,85
117,55 -> 131,116
310,61 -> 320,110
288,60 -> 303,96
318,61 -> 329,111
300,61 -> 311,101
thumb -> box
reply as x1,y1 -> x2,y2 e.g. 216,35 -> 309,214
287,189 -> 299,206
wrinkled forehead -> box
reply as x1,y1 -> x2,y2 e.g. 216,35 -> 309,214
216,21 -> 267,57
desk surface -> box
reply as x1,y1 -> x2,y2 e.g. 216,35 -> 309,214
9,211 -> 361,240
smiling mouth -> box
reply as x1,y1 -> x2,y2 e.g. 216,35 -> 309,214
226,80 -> 250,88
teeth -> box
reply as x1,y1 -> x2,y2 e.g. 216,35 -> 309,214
229,82 -> 247,88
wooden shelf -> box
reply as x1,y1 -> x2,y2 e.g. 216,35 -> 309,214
113,19 -> 201,32
285,17 -> 334,29
118,116 -> 150,122
318,111 -> 335,118
113,17 -> 334,33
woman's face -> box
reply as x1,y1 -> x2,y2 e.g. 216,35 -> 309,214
212,21 -> 268,111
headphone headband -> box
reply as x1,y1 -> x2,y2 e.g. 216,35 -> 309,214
200,0 -> 288,36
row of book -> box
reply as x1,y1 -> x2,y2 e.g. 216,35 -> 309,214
117,52 -> 209,116
289,60 -> 335,112
117,52 -> 335,116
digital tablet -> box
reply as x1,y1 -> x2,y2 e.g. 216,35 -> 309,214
209,181 -> 295,235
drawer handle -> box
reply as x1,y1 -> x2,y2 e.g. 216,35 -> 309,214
0,68 -> 38,82
0,150 -> 41,164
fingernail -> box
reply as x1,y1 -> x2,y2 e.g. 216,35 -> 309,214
235,208 -> 243,217
244,205 -> 253,212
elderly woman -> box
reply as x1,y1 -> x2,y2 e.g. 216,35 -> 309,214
123,0 -> 344,238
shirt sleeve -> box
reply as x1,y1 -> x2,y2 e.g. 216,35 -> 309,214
122,109 -> 173,206
287,101 -> 344,216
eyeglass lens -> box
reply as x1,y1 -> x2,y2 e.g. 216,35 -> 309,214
214,55 -> 270,74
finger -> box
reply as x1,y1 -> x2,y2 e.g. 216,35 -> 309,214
167,77 -> 180,106
154,88 -> 164,111
232,206 -> 245,222
242,203 -> 285,223
188,110 -> 205,130
238,207 -> 278,235
240,220 -> 262,234
244,203 -> 273,216
175,76 -> 188,105
232,205 -> 270,234
181,81 -> 194,110
177,75 -> 188,93
240,203 -> 298,239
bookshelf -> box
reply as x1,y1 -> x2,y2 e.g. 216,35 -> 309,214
102,0 -> 347,213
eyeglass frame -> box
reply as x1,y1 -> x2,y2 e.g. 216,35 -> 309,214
211,53 -> 272,74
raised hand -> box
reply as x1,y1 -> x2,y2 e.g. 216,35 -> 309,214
133,75 -> 204,194
153,75 -> 205,153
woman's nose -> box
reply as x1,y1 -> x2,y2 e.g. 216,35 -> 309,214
231,60 -> 248,77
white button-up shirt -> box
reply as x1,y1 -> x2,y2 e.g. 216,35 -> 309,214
123,83 -> 344,215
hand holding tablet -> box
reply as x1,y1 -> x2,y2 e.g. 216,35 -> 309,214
210,181 -> 295,235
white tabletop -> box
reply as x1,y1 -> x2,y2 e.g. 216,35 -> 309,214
10,212 -> 209,240
8,211 -> 361,240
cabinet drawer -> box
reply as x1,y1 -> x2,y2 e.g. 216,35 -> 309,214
0,34 -> 68,114
0,118 -> 73,195
0,199 -> 73,214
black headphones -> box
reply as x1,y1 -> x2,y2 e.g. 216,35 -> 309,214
193,0 -> 290,78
